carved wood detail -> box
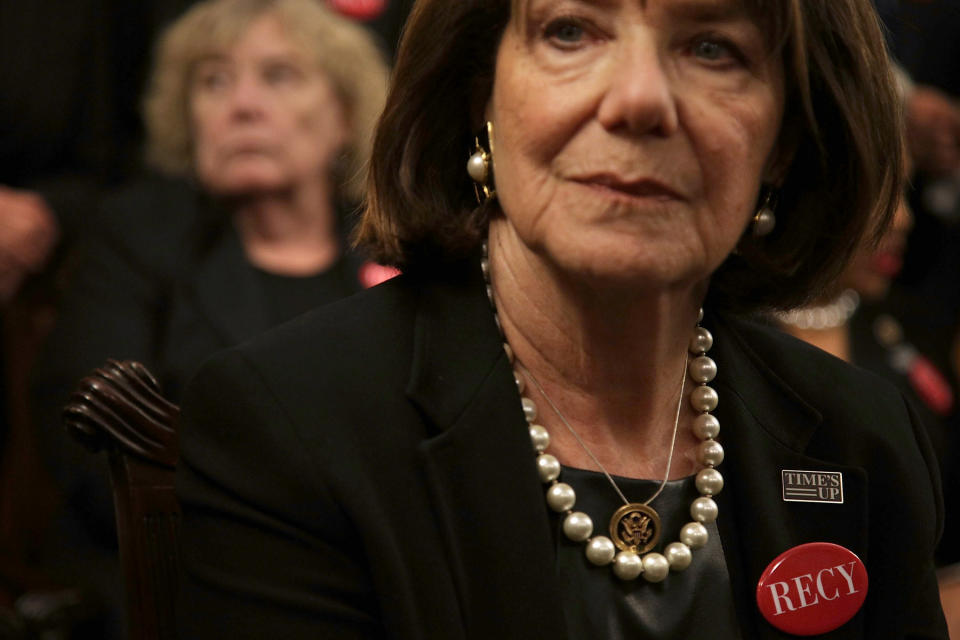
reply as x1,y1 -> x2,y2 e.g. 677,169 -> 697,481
63,359 -> 179,467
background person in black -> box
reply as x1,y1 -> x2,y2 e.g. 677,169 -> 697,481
876,0 -> 960,404
870,5 -> 960,631
27,1 -> 390,637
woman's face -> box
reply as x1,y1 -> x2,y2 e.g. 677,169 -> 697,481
487,0 -> 785,289
190,14 -> 348,196
841,190 -> 914,302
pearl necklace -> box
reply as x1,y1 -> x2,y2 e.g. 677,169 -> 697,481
775,289 -> 860,330
482,245 -> 725,582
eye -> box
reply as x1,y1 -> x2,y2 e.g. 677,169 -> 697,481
265,66 -> 292,84
543,17 -> 590,48
264,63 -> 301,85
196,68 -> 231,91
691,36 -> 743,66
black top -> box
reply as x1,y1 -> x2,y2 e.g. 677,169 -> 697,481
34,176 -> 365,405
556,469 -> 742,639
256,258 -> 363,326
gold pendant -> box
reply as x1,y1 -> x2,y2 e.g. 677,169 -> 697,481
609,503 -> 661,553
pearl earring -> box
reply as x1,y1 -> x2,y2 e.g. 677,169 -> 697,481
752,188 -> 777,237
467,121 -> 496,204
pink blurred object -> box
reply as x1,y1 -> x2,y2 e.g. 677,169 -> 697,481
327,0 -> 387,20
358,261 -> 400,288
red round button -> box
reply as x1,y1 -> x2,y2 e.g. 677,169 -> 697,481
756,542 -> 868,636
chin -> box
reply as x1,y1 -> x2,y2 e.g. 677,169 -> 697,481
855,280 -> 891,303
549,242 -> 708,294
205,172 -> 291,196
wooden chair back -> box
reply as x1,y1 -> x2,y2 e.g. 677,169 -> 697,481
62,360 -> 180,640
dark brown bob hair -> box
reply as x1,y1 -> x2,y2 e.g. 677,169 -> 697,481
356,0 -> 903,312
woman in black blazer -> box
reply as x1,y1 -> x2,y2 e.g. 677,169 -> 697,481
177,0 -> 948,636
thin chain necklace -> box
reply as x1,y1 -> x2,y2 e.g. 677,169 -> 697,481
517,357 -> 686,509
482,242 -> 725,582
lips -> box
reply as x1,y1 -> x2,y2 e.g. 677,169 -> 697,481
870,250 -> 903,278
219,133 -> 278,156
571,174 -> 684,200
227,142 -> 273,155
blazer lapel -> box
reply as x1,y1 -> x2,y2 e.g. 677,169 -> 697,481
407,264 -> 567,639
712,314 -> 868,639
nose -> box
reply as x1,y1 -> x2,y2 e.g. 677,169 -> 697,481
892,196 -> 914,234
228,73 -> 267,120
597,34 -> 679,136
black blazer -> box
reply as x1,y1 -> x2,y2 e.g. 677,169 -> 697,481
176,260 -> 947,639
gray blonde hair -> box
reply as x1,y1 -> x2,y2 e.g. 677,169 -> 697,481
143,0 -> 389,201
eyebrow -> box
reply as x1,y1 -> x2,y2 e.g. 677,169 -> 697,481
194,51 -> 303,67
518,0 -> 753,35
195,55 -> 226,64
525,0 -> 750,20
660,0 -> 749,22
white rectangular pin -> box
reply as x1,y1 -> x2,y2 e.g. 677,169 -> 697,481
781,469 -> 844,504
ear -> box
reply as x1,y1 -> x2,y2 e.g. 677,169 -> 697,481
468,75 -> 495,133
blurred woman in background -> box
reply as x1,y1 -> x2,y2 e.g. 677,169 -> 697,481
30,1 -> 388,636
